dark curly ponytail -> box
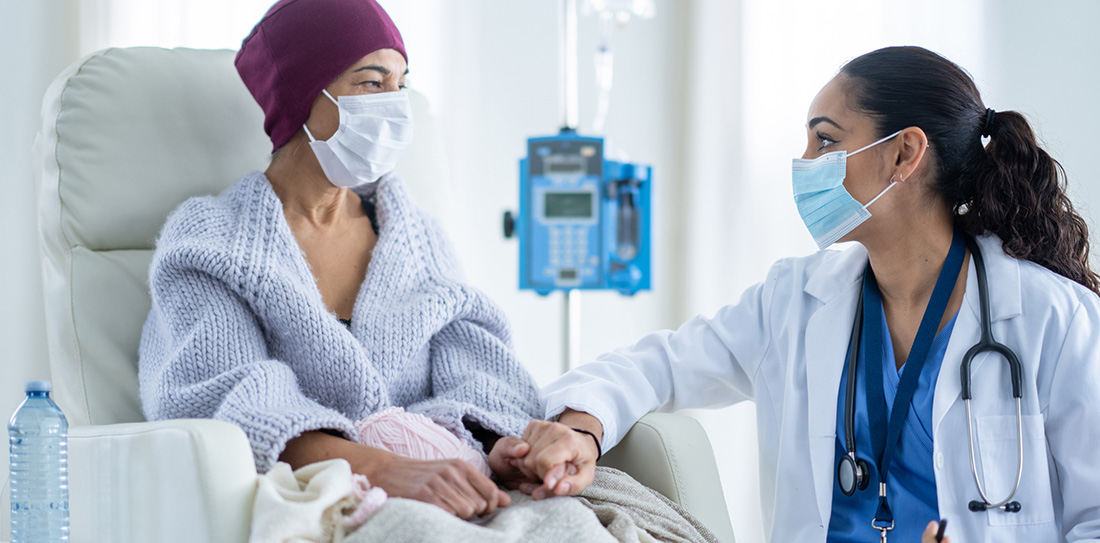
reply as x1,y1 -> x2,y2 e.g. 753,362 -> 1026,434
840,46 -> 1100,296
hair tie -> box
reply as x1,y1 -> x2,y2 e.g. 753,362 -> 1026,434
980,108 -> 996,137
571,427 -> 602,461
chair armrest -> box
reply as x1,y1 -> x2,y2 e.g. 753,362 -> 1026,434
599,413 -> 735,543
69,419 -> 257,543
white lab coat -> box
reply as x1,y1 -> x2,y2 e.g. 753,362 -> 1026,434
542,234 -> 1100,543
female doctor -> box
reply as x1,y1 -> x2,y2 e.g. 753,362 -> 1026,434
512,46 -> 1100,542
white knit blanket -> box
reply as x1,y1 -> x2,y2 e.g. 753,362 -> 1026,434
250,464 -> 721,543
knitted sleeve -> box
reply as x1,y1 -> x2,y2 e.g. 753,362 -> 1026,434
405,290 -> 542,452
138,262 -> 357,473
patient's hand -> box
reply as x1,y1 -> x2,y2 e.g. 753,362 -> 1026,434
516,411 -> 602,500
487,436 -> 538,489
370,454 -> 512,519
280,431 -> 510,519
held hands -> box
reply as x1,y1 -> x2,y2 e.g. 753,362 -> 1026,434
281,412 -> 603,521
358,419 -> 599,519
369,417 -> 600,519
496,409 -> 604,500
514,420 -> 599,499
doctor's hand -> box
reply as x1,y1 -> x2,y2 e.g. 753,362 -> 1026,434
516,410 -> 603,500
922,520 -> 950,543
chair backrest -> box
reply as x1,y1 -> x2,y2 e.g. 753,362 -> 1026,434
36,47 -> 453,426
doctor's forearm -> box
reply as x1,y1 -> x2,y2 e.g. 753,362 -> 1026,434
557,408 -> 604,446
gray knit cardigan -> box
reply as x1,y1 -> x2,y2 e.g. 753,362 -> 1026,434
138,171 -> 541,472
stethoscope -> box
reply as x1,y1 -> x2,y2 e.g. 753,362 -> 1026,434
837,235 -> 1025,514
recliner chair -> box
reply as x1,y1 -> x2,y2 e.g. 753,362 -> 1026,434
8,46 -> 734,543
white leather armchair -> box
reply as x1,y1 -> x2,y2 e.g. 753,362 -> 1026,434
12,46 -> 734,543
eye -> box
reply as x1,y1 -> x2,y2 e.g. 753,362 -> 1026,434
398,83 -> 407,90
359,80 -> 383,89
816,133 -> 837,151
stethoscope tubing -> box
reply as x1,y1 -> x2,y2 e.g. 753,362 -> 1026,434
839,234 -> 1027,513
960,235 -> 1025,401
964,396 -> 1024,510
839,287 -> 868,496
959,235 -> 1026,511
845,287 -> 863,455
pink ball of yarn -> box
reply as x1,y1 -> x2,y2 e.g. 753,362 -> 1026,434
355,407 -> 490,476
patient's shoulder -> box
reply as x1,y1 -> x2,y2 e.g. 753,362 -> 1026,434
153,171 -> 275,268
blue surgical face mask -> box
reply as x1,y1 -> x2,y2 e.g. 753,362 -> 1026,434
791,129 -> 903,250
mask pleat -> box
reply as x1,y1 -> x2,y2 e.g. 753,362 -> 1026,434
304,90 -> 413,187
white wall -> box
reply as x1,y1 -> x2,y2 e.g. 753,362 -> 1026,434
0,1 -> 82,537
982,0 -> 1100,258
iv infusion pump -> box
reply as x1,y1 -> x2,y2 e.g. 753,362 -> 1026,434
504,129 -> 651,296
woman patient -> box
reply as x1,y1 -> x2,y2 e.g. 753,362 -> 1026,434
138,0 -> 540,520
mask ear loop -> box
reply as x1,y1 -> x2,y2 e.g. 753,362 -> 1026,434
848,129 -> 905,157
303,90 -> 342,143
858,134 -> 927,210
862,173 -> 902,210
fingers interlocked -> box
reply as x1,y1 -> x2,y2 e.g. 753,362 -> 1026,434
516,420 -> 599,499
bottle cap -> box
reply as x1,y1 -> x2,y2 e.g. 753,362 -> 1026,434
25,380 -> 52,393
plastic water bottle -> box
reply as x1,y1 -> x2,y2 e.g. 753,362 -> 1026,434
8,380 -> 69,543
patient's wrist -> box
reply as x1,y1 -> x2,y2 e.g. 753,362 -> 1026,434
279,430 -> 341,468
279,430 -> 392,478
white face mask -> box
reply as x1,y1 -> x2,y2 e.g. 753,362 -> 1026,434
303,89 -> 414,188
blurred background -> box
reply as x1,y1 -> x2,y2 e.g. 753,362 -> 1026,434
2,1 -> 1098,541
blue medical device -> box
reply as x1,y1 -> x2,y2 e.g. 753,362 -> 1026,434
504,129 -> 651,296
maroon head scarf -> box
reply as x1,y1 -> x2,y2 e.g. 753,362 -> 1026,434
235,0 -> 407,152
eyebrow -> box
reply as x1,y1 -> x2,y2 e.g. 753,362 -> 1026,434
353,65 -> 411,76
808,116 -> 845,131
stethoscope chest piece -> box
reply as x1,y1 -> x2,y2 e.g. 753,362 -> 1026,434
838,452 -> 871,496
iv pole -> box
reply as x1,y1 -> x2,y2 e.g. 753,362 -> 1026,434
559,0 -> 582,375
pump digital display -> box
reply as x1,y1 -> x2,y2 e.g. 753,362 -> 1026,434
544,192 -> 593,219
547,162 -> 584,173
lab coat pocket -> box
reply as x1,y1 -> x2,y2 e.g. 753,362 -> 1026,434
975,414 -> 1055,526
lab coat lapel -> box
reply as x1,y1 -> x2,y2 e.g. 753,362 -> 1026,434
933,234 -> 1022,433
804,245 -> 866,525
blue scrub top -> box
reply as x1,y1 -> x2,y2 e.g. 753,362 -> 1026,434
826,307 -> 958,543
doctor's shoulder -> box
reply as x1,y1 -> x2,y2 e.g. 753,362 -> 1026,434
1009,240 -> 1100,326
711,244 -> 866,339
1000,239 -> 1100,393
756,243 -> 868,296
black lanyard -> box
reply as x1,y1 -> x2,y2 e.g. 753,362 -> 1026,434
863,230 -> 966,534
